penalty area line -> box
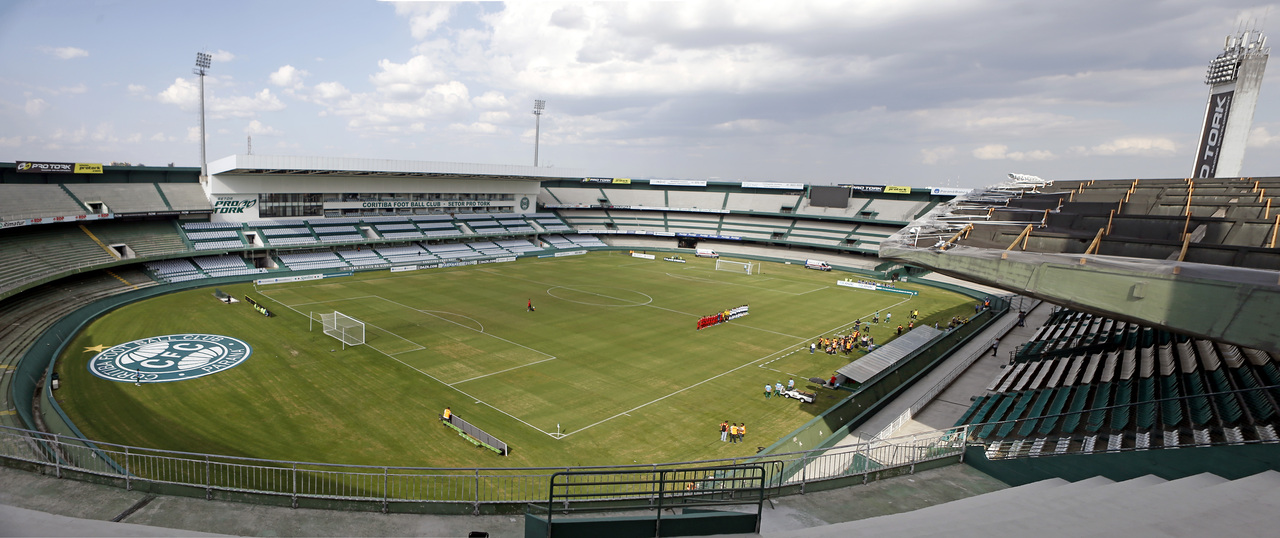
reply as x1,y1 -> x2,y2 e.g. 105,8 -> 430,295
558,344 -> 801,440
269,298 -> 557,439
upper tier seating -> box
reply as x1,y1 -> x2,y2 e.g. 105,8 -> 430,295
64,184 -> 170,214
0,185 -> 86,221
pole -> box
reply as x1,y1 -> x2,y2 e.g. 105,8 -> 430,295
533,100 -> 545,167
199,72 -> 207,180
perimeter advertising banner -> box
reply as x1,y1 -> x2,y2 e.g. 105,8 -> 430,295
883,186 -> 912,194
841,184 -> 884,193
16,161 -> 104,174
1194,90 -> 1234,178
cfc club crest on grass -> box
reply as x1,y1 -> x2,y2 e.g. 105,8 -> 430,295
88,334 -> 252,383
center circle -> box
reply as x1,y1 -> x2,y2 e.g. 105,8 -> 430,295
546,286 -> 653,307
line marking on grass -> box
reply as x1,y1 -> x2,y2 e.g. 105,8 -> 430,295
268,295 -> 558,438
283,295 -> 379,308
449,356 -> 559,386
546,286 -> 653,307
374,295 -> 555,360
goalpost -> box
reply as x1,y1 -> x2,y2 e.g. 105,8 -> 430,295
715,259 -> 759,275
312,311 -> 366,349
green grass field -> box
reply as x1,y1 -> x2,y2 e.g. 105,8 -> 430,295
54,252 -> 975,468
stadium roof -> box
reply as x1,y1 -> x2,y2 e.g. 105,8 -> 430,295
837,325 -> 944,383
880,176 -> 1280,354
208,154 -> 585,182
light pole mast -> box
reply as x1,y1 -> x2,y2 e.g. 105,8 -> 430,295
533,99 -> 545,167
194,52 -> 212,181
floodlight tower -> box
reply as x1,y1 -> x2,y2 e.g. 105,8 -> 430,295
194,52 -> 212,181
533,99 -> 545,167
1193,29 -> 1269,178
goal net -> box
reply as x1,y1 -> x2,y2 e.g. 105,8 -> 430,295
317,311 -> 365,349
715,259 -> 759,275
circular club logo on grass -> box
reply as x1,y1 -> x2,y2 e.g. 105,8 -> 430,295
88,334 -> 252,383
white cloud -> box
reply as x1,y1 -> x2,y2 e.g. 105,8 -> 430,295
269,65 -> 308,89
158,78 -> 199,108
245,120 -> 282,136
210,50 -> 235,63
210,89 -> 286,118
1082,137 -> 1176,156
472,91 -> 508,109
920,146 -> 956,165
158,79 -> 285,118
479,110 -> 509,123
1248,127 -> 1280,148
972,144 -> 1055,161
711,119 -> 772,133
450,122 -> 498,134
150,132 -> 168,142
25,98 -> 49,117
313,81 -> 350,100
395,2 -> 454,39
56,84 -> 87,95
45,46 -> 88,59
127,84 -> 147,95
371,55 -> 451,97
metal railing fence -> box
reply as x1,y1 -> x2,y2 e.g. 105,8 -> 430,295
0,423 -> 968,511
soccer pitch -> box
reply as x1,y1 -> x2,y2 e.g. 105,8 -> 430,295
55,252 -> 976,468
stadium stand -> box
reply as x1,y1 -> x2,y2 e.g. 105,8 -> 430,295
665,190 -> 728,211
63,184 -> 170,214
194,239 -> 248,250
541,186 -> 603,206
182,221 -> 242,230
0,269 -> 158,429
0,225 -> 118,295
86,220 -> 188,258
959,308 -> 1280,457
156,183 -> 212,212
601,188 -> 666,207
336,249 -> 386,265
725,192 -> 805,213
0,184 -> 87,221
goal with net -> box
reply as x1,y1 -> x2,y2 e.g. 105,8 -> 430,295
312,311 -> 365,349
715,259 -> 759,275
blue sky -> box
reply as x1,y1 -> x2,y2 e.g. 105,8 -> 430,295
1,0 -> 1278,188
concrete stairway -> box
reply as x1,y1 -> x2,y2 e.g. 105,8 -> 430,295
767,470 -> 1280,537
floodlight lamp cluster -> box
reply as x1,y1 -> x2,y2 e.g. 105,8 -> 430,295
194,52 -> 212,74
533,99 -> 545,114
1205,56 -> 1240,85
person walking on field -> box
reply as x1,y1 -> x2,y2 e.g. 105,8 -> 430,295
737,423 -> 746,443
764,383 -> 772,399
729,424 -> 739,443
720,420 -> 729,442
527,299 -> 535,312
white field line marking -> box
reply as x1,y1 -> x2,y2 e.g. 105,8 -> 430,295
270,298 -> 426,354
662,272 -> 824,296
374,295 -> 556,360
284,295 -> 378,308
449,356 -> 561,385
270,297 -> 555,437
559,347 -> 797,439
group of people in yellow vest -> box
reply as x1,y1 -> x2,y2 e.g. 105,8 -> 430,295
719,420 -> 747,443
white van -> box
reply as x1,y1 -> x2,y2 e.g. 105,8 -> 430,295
805,259 -> 831,271
695,248 -> 719,258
